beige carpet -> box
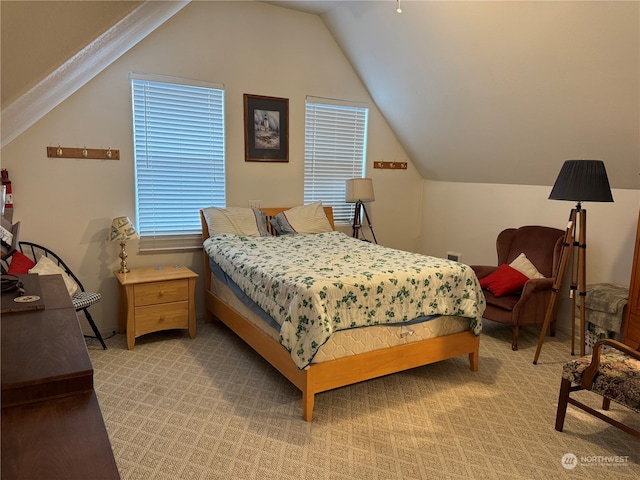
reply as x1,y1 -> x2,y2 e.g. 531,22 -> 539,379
88,319 -> 640,480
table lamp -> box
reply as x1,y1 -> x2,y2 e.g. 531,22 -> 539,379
110,217 -> 138,274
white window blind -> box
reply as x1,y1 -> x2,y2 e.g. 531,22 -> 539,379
131,74 -> 225,251
304,99 -> 368,224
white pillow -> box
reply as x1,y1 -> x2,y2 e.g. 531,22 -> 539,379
202,207 -> 264,237
279,201 -> 333,234
509,253 -> 544,279
29,255 -> 79,296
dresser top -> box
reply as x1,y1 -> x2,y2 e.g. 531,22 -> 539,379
114,265 -> 198,285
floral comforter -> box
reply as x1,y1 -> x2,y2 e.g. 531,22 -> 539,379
204,231 -> 485,369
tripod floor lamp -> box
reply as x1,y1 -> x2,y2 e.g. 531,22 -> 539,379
346,177 -> 378,244
533,160 -> 613,364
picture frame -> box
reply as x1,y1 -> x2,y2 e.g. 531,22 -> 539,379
244,94 -> 289,162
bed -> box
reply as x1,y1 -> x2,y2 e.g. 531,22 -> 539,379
200,203 -> 485,421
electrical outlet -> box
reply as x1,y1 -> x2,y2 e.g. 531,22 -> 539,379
249,200 -> 262,208
447,252 -> 461,262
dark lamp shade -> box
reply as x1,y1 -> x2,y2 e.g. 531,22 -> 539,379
549,160 -> 613,203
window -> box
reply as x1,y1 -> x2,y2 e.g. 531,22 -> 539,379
303,98 -> 368,224
131,74 -> 225,251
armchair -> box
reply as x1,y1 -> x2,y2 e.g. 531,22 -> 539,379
471,226 -> 564,350
555,339 -> 640,438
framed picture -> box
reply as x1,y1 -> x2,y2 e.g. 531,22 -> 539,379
244,94 -> 289,162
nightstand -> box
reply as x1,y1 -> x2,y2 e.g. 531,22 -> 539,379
114,265 -> 198,350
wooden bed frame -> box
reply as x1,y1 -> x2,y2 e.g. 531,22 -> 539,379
200,206 -> 480,421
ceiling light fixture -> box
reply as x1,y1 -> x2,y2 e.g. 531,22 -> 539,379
396,0 -> 402,14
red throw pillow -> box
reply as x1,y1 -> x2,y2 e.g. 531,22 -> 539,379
479,263 -> 529,297
7,251 -> 36,274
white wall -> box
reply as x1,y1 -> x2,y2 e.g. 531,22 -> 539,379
422,180 -> 640,331
0,2 -> 422,335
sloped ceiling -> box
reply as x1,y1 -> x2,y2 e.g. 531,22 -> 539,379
2,1 -> 639,189
325,1 -> 639,189
0,1 -> 188,148
1,1 -> 141,108
272,1 -> 639,190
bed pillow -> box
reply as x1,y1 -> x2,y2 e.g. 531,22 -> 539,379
510,253 -> 544,279
7,251 -> 36,274
274,201 -> 333,235
202,206 -> 269,237
270,214 -> 296,235
28,255 -> 79,296
479,264 -> 529,297
252,208 -> 272,237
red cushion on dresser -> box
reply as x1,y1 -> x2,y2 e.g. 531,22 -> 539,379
7,251 -> 36,274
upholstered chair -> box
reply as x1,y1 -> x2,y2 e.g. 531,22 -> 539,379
471,226 -> 565,350
555,339 -> 640,438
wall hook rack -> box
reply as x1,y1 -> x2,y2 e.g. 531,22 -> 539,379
47,145 -> 119,160
374,161 -> 407,170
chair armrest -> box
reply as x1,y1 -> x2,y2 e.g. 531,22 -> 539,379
520,277 -> 553,296
469,265 -> 498,280
582,339 -> 640,390
510,277 -> 555,313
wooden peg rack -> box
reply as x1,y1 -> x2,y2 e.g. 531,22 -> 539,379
374,161 -> 407,170
47,146 -> 119,160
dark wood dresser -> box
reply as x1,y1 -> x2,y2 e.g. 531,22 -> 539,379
1,274 -> 120,480
624,210 -> 640,350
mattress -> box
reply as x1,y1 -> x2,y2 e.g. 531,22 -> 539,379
210,270 -> 471,367
204,231 -> 485,368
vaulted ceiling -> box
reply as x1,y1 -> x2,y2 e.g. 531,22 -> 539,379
2,1 -> 639,189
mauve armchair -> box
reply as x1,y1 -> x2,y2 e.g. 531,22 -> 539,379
471,226 -> 565,350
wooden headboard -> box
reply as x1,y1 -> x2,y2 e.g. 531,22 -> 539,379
199,206 -> 335,241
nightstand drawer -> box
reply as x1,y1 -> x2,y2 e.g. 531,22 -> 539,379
134,301 -> 189,336
134,280 -> 188,306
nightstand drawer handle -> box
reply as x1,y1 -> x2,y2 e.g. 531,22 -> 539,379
158,290 -> 165,296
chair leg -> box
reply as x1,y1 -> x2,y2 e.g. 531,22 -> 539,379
555,377 -> 572,432
512,325 -> 519,350
550,319 -> 557,337
602,397 -> 611,411
80,307 -> 107,350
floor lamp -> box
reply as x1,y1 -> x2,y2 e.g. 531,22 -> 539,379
346,177 -> 378,244
533,160 -> 613,364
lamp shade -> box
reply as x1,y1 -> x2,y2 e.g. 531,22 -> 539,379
109,217 -> 138,242
345,178 -> 375,203
549,160 -> 613,203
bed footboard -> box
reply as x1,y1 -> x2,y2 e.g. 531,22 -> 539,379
205,287 -> 479,421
